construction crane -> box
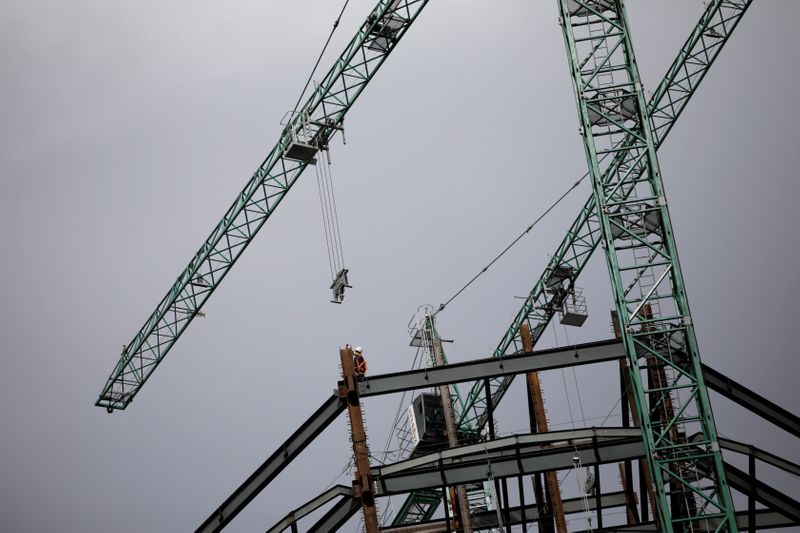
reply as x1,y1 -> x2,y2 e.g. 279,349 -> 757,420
94,0 -> 769,531
95,0 -> 430,412
392,0 -> 752,526
557,0 -> 737,528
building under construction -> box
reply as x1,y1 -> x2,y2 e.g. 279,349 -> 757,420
93,1 -> 799,531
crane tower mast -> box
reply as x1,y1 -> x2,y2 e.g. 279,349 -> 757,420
556,0 -> 737,528
395,0 -> 752,523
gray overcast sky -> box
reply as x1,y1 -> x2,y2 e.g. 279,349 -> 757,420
1,1 -> 798,532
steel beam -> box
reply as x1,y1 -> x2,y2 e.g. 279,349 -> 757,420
360,339 -> 624,398
307,495 -> 360,533
719,462 -> 800,523
371,428 -> 645,496
690,452 -> 800,523
702,363 -> 800,438
196,395 -> 345,533
717,437 -> 800,477
581,510 -> 798,532
267,485 -> 352,533
382,492 -> 628,532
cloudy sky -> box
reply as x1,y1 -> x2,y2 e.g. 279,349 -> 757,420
1,1 -> 798,531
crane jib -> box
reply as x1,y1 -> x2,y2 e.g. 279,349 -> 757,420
96,0 -> 431,411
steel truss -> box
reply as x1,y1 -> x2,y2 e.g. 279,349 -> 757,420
555,0 -> 737,529
96,0 -> 431,411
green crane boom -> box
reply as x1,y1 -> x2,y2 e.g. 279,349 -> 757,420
458,0 -> 752,431
393,0 -> 751,524
95,0 -> 431,412
556,0 -> 737,528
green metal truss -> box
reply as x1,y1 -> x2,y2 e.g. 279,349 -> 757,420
556,0 -> 737,529
421,314 -> 469,425
390,315 -> 485,527
395,0 -> 751,524
96,0 -> 430,411
458,0 -> 752,431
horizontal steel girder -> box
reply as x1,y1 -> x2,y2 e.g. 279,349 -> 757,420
372,427 -> 800,523
359,339 -> 625,398
371,428 -> 645,496
382,491 -> 628,532
718,437 -> 800,478
581,510 -> 797,533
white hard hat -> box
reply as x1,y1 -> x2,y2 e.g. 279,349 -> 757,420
354,346 -> 363,354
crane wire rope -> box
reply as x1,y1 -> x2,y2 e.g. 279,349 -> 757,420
287,0 -> 351,287
290,0 -> 352,119
315,152 -> 347,279
432,171 -> 589,317
323,152 -> 346,269
315,161 -> 338,279
563,325 -> 589,427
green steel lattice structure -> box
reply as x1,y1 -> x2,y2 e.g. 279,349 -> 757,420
395,0 -> 752,524
555,0 -> 737,529
96,0 -> 431,412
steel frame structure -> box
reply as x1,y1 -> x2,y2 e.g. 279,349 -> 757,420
198,338 -> 799,531
227,340 -> 800,532
96,0 -> 431,411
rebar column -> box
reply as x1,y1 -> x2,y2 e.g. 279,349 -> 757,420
426,318 -> 473,533
339,346 -> 379,533
520,324 -> 567,533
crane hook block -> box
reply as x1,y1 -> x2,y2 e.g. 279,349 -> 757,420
330,268 -> 351,304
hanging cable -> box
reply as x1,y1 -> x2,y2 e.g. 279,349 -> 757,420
314,148 -> 351,303
431,144 -> 624,318
553,326 -> 577,432
290,0 -> 352,119
322,152 -> 346,270
315,160 -> 337,279
563,325 -> 589,427
315,146 -> 352,305
572,454 -> 594,532
432,172 -> 588,316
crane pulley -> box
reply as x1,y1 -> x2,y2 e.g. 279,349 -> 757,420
283,110 -> 351,303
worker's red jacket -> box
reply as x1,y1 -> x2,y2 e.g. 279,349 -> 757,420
355,355 -> 367,375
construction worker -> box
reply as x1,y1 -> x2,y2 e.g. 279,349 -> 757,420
353,346 -> 367,380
